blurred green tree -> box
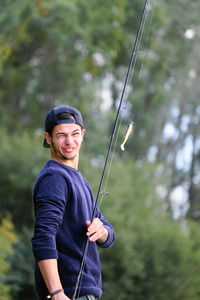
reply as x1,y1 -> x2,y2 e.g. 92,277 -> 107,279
8,229 -> 36,299
98,160 -> 200,300
0,0 -> 200,298
0,128 -> 48,227
0,217 -> 18,300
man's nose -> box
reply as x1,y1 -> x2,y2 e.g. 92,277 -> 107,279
65,135 -> 73,144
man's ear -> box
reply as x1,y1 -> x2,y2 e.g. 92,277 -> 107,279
82,129 -> 86,136
44,132 -> 51,146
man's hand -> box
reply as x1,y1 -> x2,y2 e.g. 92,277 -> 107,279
86,218 -> 108,243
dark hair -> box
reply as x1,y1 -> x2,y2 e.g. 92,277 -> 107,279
57,112 -> 75,120
48,112 -> 75,136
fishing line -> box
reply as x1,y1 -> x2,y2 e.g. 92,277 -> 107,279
139,0 -> 156,79
98,0 -> 154,207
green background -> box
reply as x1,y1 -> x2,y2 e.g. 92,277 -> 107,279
0,0 -> 200,299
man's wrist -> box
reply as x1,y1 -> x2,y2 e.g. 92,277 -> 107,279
46,288 -> 64,299
98,227 -> 109,244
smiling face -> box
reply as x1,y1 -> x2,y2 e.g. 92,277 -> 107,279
44,123 -> 86,169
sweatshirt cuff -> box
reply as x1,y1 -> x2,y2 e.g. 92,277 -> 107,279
33,248 -> 58,262
97,226 -> 115,248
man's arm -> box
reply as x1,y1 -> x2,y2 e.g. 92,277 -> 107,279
38,259 -> 70,300
32,174 -> 71,299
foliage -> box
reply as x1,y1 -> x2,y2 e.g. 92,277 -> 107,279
0,0 -> 200,298
101,217 -> 200,300
0,217 -> 18,300
97,160 -> 200,300
0,127 -> 48,228
0,0 -> 128,132
8,229 -> 36,299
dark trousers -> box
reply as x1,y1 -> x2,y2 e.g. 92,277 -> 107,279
76,296 -> 96,300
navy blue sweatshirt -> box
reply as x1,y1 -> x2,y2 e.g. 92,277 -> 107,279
31,160 -> 115,299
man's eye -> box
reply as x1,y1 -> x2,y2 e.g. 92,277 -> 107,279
57,134 -> 65,138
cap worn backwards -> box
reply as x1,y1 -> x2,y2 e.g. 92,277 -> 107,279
43,105 -> 84,148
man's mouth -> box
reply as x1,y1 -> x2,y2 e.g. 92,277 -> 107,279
63,147 -> 74,153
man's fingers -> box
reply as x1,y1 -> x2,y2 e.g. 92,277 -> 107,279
88,228 -> 105,242
87,218 -> 102,233
85,220 -> 91,227
85,218 -> 104,241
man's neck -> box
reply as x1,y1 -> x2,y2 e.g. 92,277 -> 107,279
51,157 -> 78,170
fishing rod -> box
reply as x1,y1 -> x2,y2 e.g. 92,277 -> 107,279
73,0 -> 153,298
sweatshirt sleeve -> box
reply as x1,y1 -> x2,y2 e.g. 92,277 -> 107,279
96,209 -> 115,248
31,172 -> 69,262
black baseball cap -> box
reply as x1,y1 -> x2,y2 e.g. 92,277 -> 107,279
43,105 -> 84,148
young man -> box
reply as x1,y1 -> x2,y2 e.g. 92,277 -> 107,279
31,105 -> 115,300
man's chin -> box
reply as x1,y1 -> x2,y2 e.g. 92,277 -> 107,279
62,154 -> 76,161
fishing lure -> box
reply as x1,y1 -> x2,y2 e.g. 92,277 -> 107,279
120,121 -> 134,151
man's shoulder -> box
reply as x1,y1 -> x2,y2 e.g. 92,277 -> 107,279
38,160 -> 69,177
33,161 -> 73,197
35,160 -> 71,187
